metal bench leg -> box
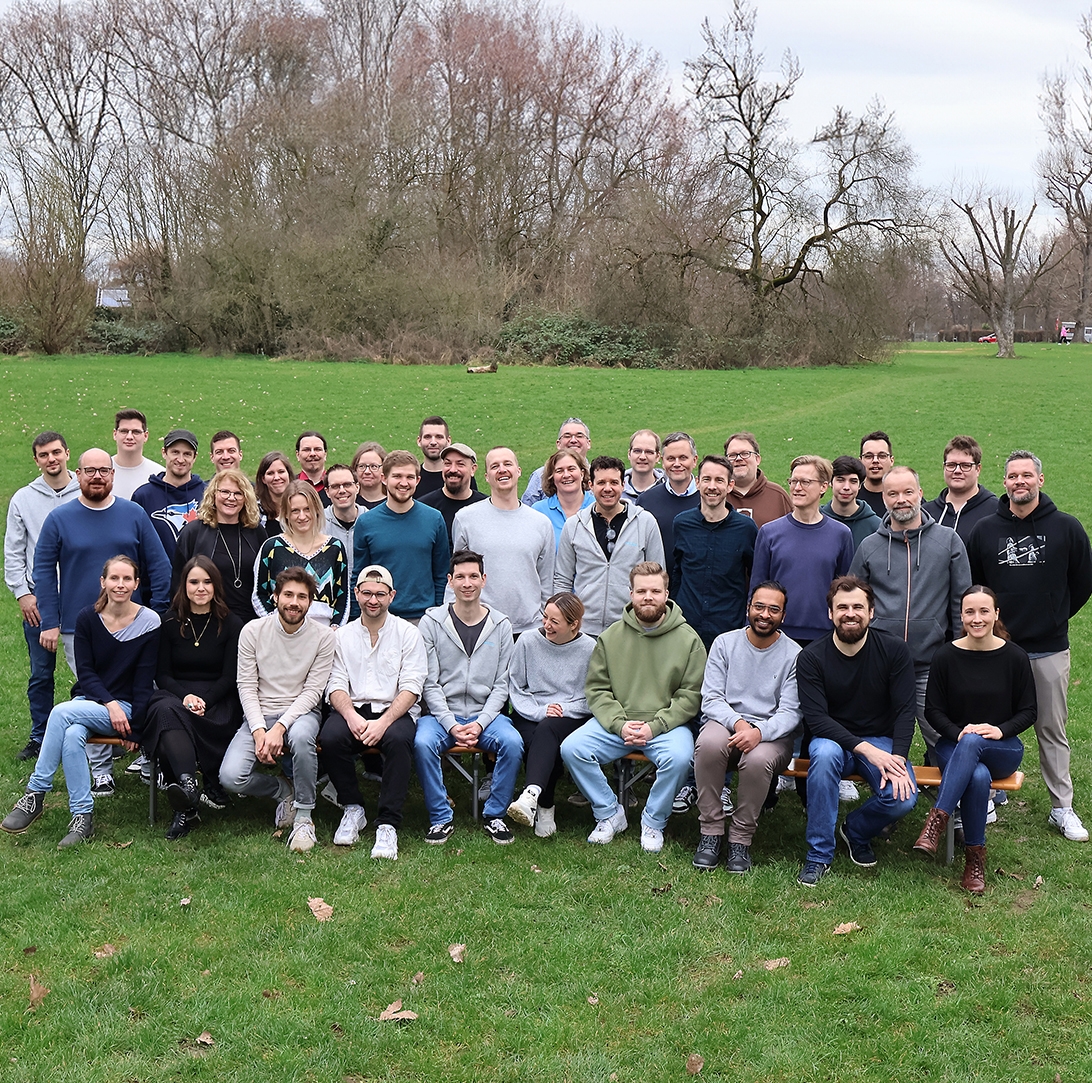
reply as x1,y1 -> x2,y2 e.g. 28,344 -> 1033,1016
471,752 -> 480,821
945,817 -> 955,865
617,759 -> 631,808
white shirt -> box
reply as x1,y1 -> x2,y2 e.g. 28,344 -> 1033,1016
326,613 -> 427,718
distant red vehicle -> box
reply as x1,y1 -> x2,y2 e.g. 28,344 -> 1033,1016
978,333 -> 997,343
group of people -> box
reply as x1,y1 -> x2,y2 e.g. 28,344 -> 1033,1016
3,413 -> 1090,895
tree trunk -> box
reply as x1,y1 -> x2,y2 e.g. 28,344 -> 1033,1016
994,301 -> 1016,359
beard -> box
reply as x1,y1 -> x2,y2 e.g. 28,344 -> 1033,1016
834,620 -> 868,644
889,503 -> 920,524
634,600 -> 668,625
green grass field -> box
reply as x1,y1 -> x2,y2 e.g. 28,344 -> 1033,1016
3,341 -> 1092,1082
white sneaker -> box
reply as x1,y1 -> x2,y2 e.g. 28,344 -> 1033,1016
1049,807 -> 1089,841
720,786 -> 734,815
640,824 -> 664,852
507,786 -> 539,827
274,785 -> 295,829
287,820 -> 317,852
838,780 -> 859,802
333,805 -> 368,846
534,805 -> 557,838
587,803 -> 628,844
370,823 -> 398,860
952,800 -> 996,832
775,775 -> 795,794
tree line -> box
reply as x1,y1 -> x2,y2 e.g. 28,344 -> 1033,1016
0,0 -> 1087,364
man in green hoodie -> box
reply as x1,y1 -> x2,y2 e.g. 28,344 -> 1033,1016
561,562 -> 707,853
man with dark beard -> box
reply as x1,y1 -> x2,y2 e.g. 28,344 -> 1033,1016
692,582 -> 802,874
794,576 -> 917,886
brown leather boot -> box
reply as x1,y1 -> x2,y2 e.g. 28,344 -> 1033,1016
913,806 -> 949,856
961,844 -> 987,895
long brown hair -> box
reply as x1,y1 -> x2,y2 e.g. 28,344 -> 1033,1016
94,555 -> 140,612
172,555 -> 230,631
254,450 -> 294,517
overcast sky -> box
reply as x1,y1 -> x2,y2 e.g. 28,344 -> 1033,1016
561,0 -> 1091,201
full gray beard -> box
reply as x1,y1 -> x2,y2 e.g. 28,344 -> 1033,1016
890,504 -> 919,524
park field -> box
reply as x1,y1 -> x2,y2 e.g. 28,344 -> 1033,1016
2,341 -> 1092,1082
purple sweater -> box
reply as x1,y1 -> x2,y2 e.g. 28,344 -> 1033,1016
752,514 -> 854,642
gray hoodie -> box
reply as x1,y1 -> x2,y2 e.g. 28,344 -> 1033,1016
4,473 -> 81,598
848,509 -> 971,671
554,501 -> 665,635
419,603 -> 514,732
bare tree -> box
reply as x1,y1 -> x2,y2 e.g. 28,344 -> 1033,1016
941,196 -> 1061,358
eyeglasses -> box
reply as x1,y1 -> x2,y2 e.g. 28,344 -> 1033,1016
726,450 -> 755,461
943,461 -> 978,472
115,428 -> 145,437
750,602 -> 784,615
328,482 -> 357,490
357,463 -> 382,473
788,477 -> 823,488
861,452 -> 892,462
216,489 -> 243,500
356,588 -> 391,600
80,466 -> 114,476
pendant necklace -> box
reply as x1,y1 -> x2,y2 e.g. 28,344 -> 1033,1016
189,614 -> 213,647
217,525 -> 244,588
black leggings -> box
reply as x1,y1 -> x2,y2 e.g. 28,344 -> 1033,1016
511,712 -> 587,807
158,728 -> 198,782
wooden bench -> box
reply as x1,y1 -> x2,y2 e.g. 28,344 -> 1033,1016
85,736 -> 159,826
784,758 -> 1024,865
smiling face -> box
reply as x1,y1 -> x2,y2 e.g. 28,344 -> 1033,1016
787,466 -> 826,514
591,466 -> 623,513
101,560 -> 138,606
1004,458 -> 1043,508
961,591 -> 999,640
628,433 -> 659,476
286,493 -> 314,535
630,572 -> 668,625
882,468 -> 923,526
297,437 -> 326,478
724,438 -> 759,490
186,566 -> 215,612
485,448 -> 520,496
861,439 -> 892,484
275,580 -> 312,627
830,587 -> 872,644
211,437 -> 242,472
698,461 -> 732,511
263,459 -> 291,497
831,472 -> 861,511
214,479 -> 244,523
326,467 -> 358,512
557,422 -> 590,454
441,451 -> 475,496
662,439 -> 697,490
747,586 -> 786,640
551,454 -> 584,498
355,577 -> 395,622
384,464 -> 419,507
542,601 -> 579,644
34,439 -> 69,479
77,449 -> 115,501
448,561 -> 485,605
164,440 -> 196,483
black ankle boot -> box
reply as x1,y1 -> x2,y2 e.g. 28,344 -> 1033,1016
166,807 -> 201,840
166,774 -> 200,813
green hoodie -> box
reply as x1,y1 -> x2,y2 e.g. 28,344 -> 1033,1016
585,600 -> 707,736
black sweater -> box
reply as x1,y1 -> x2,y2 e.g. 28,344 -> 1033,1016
155,612 -> 244,708
73,605 -> 160,731
924,640 -> 1036,742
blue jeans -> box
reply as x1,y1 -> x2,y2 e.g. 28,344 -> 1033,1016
219,713 -> 321,810
413,714 -> 523,823
23,620 -> 58,744
934,734 -> 1024,847
805,736 -> 918,864
27,697 -> 133,815
560,719 -> 695,831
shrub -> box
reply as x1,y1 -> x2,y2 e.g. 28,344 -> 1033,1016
496,311 -> 665,368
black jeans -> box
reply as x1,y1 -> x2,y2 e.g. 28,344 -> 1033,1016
319,710 -> 415,828
511,711 -> 587,807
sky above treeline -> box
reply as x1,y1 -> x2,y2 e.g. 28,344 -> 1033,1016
560,0 -> 1091,203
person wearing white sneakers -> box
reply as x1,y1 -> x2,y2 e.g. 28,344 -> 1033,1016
320,565 -> 427,860
560,563 -> 706,853
220,567 -> 335,852
507,592 -> 595,837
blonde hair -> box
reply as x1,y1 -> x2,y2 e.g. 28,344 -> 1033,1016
789,455 -> 833,487
197,468 -> 260,528
281,480 -> 326,548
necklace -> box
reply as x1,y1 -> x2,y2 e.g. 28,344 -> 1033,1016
216,525 -> 244,588
188,613 -> 213,647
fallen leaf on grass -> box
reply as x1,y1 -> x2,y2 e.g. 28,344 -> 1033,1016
455,848 -> 464,855
195,1031 -> 214,1046
200,969 -> 211,976
106,840 -> 133,849
833,922 -> 861,935
262,989 -> 282,999
93,943 -> 118,959
763,958 -> 790,971
411,972 -> 425,985
732,970 -> 743,980
378,999 -> 418,1021
686,1053 -> 705,1074
448,943 -> 466,963
657,861 -> 669,872
704,895 -> 722,906
23,946 -> 36,955
180,897 -> 191,907
800,900 -> 828,910
587,995 -> 599,1005
995,867 -> 1024,881
651,883 -> 672,895
530,864 -> 542,873
1034,875 -> 1044,889
330,1022 -> 343,1035
936,980 -> 956,996
308,897 -> 334,922
27,974 -> 49,1011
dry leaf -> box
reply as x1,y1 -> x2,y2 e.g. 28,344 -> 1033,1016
106,840 -> 132,849
200,969 -> 211,976
936,980 -> 956,996
530,864 -> 542,873
330,1022 -> 344,1035
686,1053 -> 705,1075
378,999 -> 418,1022
676,896 -> 690,907
994,867 -> 1024,881
27,974 -> 49,1011
411,972 -> 425,985
732,970 -> 743,980
448,943 -> 467,963
704,895 -> 723,906
262,989 -> 282,999
195,1031 -> 214,1046
455,848 -> 464,855
657,861 -> 669,872
587,995 -> 599,1005
833,922 -> 861,935
1034,875 -> 1044,889
93,943 -> 118,959
180,897 -> 191,907
651,883 -> 672,895
763,957 -> 790,971
308,897 -> 334,922
23,946 -> 36,955
609,1075 -> 618,1081
272,829 -> 284,839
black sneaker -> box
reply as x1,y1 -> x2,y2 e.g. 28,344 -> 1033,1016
90,774 -> 116,798
166,807 -> 201,840
692,833 -> 722,870
839,821 -> 877,867
200,780 -> 230,811
483,817 -> 514,845
2,791 -> 45,833
16,740 -> 41,761
797,861 -> 831,887
58,813 -> 94,848
424,821 -> 455,845
726,842 -> 752,874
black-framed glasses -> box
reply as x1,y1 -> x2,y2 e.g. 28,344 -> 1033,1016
943,461 -> 977,472
80,466 -> 114,476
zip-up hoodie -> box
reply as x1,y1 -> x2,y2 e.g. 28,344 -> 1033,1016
554,501 -> 665,635
966,492 -> 1092,654
849,508 -> 971,670
585,600 -> 707,736
4,473 -> 81,597
922,485 -> 998,542
131,472 -> 207,557
419,603 -> 514,732
820,499 -> 882,551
